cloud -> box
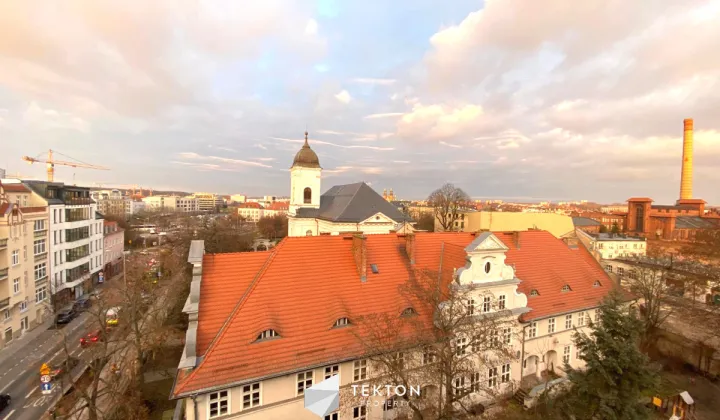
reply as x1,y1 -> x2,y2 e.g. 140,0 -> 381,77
351,78 -> 396,85
396,103 -> 484,140
177,152 -> 272,168
439,141 -> 462,148
363,112 -> 404,119
334,89 -> 352,104
305,19 -> 318,35
270,137 -> 394,151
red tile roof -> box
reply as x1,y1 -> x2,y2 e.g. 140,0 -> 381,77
238,202 -> 263,209
266,202 -> 289,211
172,231 -> 612,396
1,184 -> 30,192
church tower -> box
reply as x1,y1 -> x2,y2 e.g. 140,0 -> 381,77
289,131 -> 322,216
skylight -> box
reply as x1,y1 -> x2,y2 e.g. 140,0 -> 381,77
561,284 -> 572,292
593,280 -> 602,288
401,307 -> 416,317
370,264 -> 379,274
256,329 -> 279,341
334,317 -> 350,327
529,289 -> 539,296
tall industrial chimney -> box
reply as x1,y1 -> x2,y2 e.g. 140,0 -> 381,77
679,118 -> 694,200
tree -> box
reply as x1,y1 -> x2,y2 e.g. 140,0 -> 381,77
624,257 -> 674,351
257,214 -> 288,240
428,183 -> 470,232
194,217 -> 254,253
681,228 -> 720,261
415,213 -> 435,232
610,222 -> 620,235
599,225 -> 608,234
561,290 -> 659,420
350,268 -> 517,419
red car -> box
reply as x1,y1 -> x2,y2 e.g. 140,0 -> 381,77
80,330 -> 104,347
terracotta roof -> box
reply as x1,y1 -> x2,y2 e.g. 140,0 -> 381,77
266,202 -> 289,211
172,231 -> 613,397
627,197 -> 653,202
1,184 -> 30,192
238,202 -> 263,209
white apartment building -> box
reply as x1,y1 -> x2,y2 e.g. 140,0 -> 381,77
143,196 -> 199,213
576,229 -> 647,261
171,230 -> 612,419
189,193 -> 224,212
25,181 -> 104,306
1,180 -> 50,348
125,198 -> 146,216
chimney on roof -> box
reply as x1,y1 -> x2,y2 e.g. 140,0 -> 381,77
405,233 -> 416,265
512,231 -> 520,248
352,234 -> 368,282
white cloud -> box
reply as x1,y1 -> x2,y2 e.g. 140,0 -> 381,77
363,112 -> 404,119
351,78 -> 396,85
177,152 -> 272,168
396,103 -> 484,140
439,141 -> 462,148
305,19 -> 318,35
334,89 -> 352,104
270,137 -> 395,151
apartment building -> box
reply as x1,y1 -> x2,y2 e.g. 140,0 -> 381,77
125,198 -> 146,216
0,180 -> 50,348
575,229 -> 647,261
91,189 -> 126,218
103,221 -> 124,279
172,230 -> 612,419
237,202 -> 289,223
24,181 -> 104,306
143,196 -> 199,213
189,193 -> 224,212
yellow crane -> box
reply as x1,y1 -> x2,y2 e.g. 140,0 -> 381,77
22,149 -> 109,182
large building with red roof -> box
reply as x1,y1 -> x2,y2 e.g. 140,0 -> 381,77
172,230 -> 613,420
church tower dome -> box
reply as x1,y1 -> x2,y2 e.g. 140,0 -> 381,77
292,132 -> 321,169
289,131 -> 322,217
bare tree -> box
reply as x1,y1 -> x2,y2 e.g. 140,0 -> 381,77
681,228 -> 720,261
256,214 -> 288,240
624,257 -> 674,351
427,183 -> 470,232
350,269 -> 517,419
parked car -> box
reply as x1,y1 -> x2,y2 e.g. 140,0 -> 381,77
0,394 -> 10,413
80,330 -> 104,347
73,298 -> 91,312
105,307 -> 121,326
55,308 -> 76,324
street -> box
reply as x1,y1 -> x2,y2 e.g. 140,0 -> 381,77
0,313 -> 91,420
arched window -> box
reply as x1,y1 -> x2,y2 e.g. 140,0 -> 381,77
303,187 -> 312,204
401,307 -> 417,317
256,329 -> 279,341
306,230 -> 313,236
334,317 -> 350,327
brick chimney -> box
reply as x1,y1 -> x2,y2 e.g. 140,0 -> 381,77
352,234 -> 367,282
680,118 -> 694,200
405,233 -> 416,265
512,231 -> 521,248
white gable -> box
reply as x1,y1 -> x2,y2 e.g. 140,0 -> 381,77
465,232 -> 509,253
360,212 -> 395,224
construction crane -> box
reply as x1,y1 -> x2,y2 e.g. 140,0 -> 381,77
22,149 -> 109,182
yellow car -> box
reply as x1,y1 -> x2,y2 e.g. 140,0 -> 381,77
106,307 -> 121,326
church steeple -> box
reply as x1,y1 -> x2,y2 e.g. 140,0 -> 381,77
292,131 -> 321,169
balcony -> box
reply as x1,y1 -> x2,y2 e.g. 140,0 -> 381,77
34,252 -> 48,262
0,268 -> 8,281
34,229 -> 48,238
65,197 -> 95,206
0,238 -> 6,250
0,297 -> 9,310
35,275 -> 48,286
66,252 -> 89,263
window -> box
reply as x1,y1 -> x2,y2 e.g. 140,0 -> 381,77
563,345 -> 571,364
401,307 -> 416,317
605,265 -> 613,273
501,363 -> 511,383
208,390 -> 229,418
453,376 -> 466,396
617,267 -> 624,277
334,317 -> 350,327
303,187 -> 312,204
35,263 -> 47,280
578,312 -> 586,327
297,370 -> 313,395
528,322 -> 537,338
498,294 -> 506,310
23,245 -> 27,261
565,314 -> 573,329
325,413 -> 339,420
353,359 -> 367,381
594,310 -> 600,323
393,352 -> 405,369
489,330 -> 499,347
628,270 -> 637,280
13,278 -> 20,294
548,318 -> 555,334
529,289 -> 539,296
34,220 -> 46,231
482,296 -> 491,313
561,284 -> 571,292
484,261 -> 491,274
240,382 -> 261,409
11,250 -> 19,266
256,329 -> 278,341
422,347 -> 436,365
305,230 -> 313,236
353,406 -> 367,420
470,372 -> 481,392
467,299 -> 475,315
324,365 -> 339,380
36,287 -> 47,303
456,337 -> 468,356
20,299 -> 28,312
593,280 -> 602,287
503,328 -> 512,345
4,328 -> 11,343
33,239 -> 46,255
3,310 -> 10,321
487,366 -> 498,387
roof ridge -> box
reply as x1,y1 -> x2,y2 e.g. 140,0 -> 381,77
177,241 -> 285,394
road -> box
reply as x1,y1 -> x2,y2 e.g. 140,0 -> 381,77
0,313 -> 91,420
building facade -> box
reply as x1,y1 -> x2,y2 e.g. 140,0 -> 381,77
189,193 -> 224,212
172,230 -> 612,419
143,196 -> 200,213
91,189 -> 126,218
103,221 -> 124,280
0,181 -> 50,348
575,229 -> 647,261
25,181 -> 104,306
446,211 -> 575,238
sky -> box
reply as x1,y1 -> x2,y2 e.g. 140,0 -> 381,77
1,0 -> 720,204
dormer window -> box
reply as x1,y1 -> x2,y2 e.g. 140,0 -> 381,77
529,289 -> 539,296
401,307 -> 416,317
256,329 -> 279,341
561,285 -> 572,293
334,317 -> 350,327
593,280 -> 602,288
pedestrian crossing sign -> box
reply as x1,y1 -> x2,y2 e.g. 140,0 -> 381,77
40,363 -> 51,375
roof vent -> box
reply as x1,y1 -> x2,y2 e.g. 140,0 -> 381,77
370,264 -> 379,274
